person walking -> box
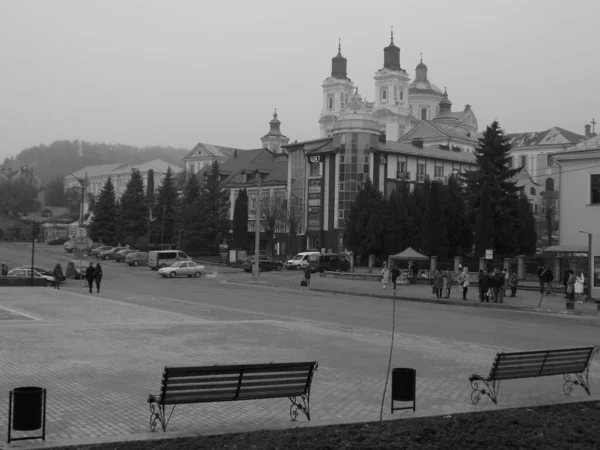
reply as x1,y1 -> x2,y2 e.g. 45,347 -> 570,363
509,271 -> 519,297
381,262 -> 390,290
85,262 -> 95,293
303,265 -> 311,286
478,270 -> 489,302
94,263 -> 103,293
562,268 -> 571,299
459,267 -> 469,300
445,269 -> 454,298
441,270 -> 448,298
432,269 -> 443,299
575,271 -> 585,304
499,269 -> 507,304
391,263 -> 400,290
53,263 -> 63,290
491,269 -> 502,303
566,270 -> 576,303
410,263 -> 419,285
1,262 -> 8,276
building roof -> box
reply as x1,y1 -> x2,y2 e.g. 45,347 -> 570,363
563,133 -> 600,152
111,159 -> 182,175
377,141 -> 477,164
209,148 -> 287,188
401,120 -> 482,144
184,143 -> 246,160
507,127 -> 586,148
69,163 -> 125,180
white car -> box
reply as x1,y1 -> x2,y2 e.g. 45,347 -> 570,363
158,261 -> 205,278
8,268 -> 56,287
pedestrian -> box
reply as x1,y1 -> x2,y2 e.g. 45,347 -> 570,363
94,263 -> 103,293
391,263 -> 400,290
543,265 -> 554,295
459,267 -> 469,300
562,268 -> 571,299
85,262 -> 95,293
575,271 -> 585,304
509,271 -> 519,297
441,270 -> 448,298
1,262 -> 7,276
566,270 -> 576,303
492,269 -> 502,303
53,263 -> 63,290
499,269 -> 507,304
478,270 -> 489,302
303,265 -> 311,286
445,269 -> 454,298
433,269 -> 443,299
381,262 -> 389,290
411,263 -> 419,285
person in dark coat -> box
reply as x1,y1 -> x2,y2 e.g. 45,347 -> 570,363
478,270 -> 489,302
411,263 -> 419,285
85,262 -> 95,293
391,263 -> 400,290
94,263 -> 103,293
303,265 -> 311,286
53,263 -> 63,290
562,269 -> 571,299
1,262 -> 8,276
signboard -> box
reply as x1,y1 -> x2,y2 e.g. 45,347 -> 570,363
485,249 -> 493,260
76,227 -> 87,238
308,192 -> 320,200
229,250 -> 237,264
308,155 -> 322,163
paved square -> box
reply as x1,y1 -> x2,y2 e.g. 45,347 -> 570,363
0,287 -> 598,445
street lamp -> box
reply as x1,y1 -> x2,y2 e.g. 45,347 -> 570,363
253,170 -> 262,280
69,172 -> 89,226
579,230 -> 593,299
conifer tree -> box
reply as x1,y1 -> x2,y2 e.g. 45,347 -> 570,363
154,167 -> 179,246
177,173 -> 201,249
422,181 -> 448,258
117,169 -> 147,246
442,175 -> 471,256
474,182 -> 495,258
232,188 -> 249,249
88,177 -> 118,245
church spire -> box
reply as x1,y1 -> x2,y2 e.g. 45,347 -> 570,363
331,38 -> 348,79
383,27 -> 401,71
415,53 -> 428,81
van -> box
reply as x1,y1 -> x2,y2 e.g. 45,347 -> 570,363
148,250 -> 192,270
311,253 -> 351,273
284,252 -> 321,270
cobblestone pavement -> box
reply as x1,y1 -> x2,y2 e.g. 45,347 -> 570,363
0,287 -> 598,447
232,271 -> 600,316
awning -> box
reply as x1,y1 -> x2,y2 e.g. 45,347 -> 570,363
389,247 -> 429,261
543,245 -> 587,253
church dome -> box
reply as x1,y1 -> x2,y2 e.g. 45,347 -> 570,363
332,93 -> 380,135
409,80 -> 443,94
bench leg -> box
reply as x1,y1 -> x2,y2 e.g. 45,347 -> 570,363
469,378 -> 500,405
149,401 -> 176,432
289,394 -> 311,421
563,373 -> 592,396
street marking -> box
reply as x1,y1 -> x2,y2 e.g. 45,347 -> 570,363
0,304 -> 40,320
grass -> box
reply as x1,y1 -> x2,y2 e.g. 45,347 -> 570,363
45,400 -> 600,450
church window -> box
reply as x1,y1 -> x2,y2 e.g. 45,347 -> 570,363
328,96 -> 334,110
545,178 -> 555,192
547,154 -> 554,166
520,155 -> 527,168
381,89 -> 387,100
421,108 -> 427,121
400,90 -> 403,100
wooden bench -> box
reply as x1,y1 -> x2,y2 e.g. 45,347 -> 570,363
147,361 -> 318,432
469,346 -> 599,405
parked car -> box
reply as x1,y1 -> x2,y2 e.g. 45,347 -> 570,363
46,236 -> 69,245
158,261 -> 205,278
8,268 -> 55,286
16,266 -> 66,282
242,257 -> 284,272
284,252 -> 321,270
112,249 -> 136,262
66,259 -> 94,279
148,250 -> 191,270
125,251 -> 149,266
97,247 -> 126,260
89,246 -> 114,258
310,253 -> 351,273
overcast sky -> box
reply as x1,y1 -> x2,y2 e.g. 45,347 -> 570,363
1,0 -> 599,160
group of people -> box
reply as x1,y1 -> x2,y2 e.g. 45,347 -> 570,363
380,262 -> 404,290
85,262 -> 103,293
429,266 -> 471,300
562,269 -> 586,303
477,268 -> 518,303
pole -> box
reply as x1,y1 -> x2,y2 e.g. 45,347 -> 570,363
588,233 -> 593,300
30,219 -> 35,286
161,205 -> 165,249
253,173 -> 261,279
80,183 -> 84,226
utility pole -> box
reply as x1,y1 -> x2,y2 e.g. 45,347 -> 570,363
143,208 -> 156,251
253,170 -> 262,280
161,205 -> 166,249
69,172 -> 89,226
30,219 -> 35,286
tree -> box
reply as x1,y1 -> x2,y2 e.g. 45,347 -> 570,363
422,181 -> 448,258
516,192 -> 538,255
154,167 -> 179,246
88,177 -> 118,245
284,195 -> 301,257
474,182 -> 494,258
146,169 -> 155,209
461,120 -> 533,256
260,190 -> 286,257
232,188 -> 249,249
116,170 -> 147,246
194,161 -> 231,251
442,175 -> 471,256
178,173 -> 201,249
343,179 -> 386,264
0,179 -> 41,215
45,176 -> 67,206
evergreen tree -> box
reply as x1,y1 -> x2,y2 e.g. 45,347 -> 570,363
88,177 -> 118,245
344,179 -> 386,264
232,188 -> 249,249
442,175 -> 471,256
117,169 -> 147,246
146,169 -> 155,209
461,120 -> 532,256
474,182 -> 495,258
154,167 -> 179,246
422,181 -> 448,257
177,173 -> 201,249
194,161 -> 231,251
45,176 -> 67,206
516,192 -> 538,255
411,179 -> 431,252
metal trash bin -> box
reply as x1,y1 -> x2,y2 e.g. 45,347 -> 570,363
391,368 -> 416,413
8,386 -> 46,443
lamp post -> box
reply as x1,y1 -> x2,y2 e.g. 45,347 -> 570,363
30,218 -> 36,286
69,172 -> 88,226
580,230 -> 593,300
253,170 -> 262,280
143,209 -> 156,251
160,205 -> 166,249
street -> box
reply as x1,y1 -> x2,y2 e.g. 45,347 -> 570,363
0,242 -> 599,445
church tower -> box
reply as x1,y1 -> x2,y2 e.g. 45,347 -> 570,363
372,29 -> 412,141
261,109 -> 290,154
319,40 -> 355,137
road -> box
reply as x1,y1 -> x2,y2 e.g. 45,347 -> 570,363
0,242 -> 599,445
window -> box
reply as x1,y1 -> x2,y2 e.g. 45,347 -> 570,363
397,160 -> 406,176
547,154 -> 554,166
591,175 -> 600,204
340,93 -> 345,106
339,182 -> 344,191
309,161 -> 321,177
545,178 -> 555,192
400,90 -> 403,100
381,89 -> 387,100
328,96 -> 334,110
307,236 -> 319,250
421,108 -> 427,121
519,155 -> 527,168
241,173 -> 247,183
530,187 -> 536,196
434,165 -> 444,178
417,163 -> 426,182
393,86 -> 397,99
507,157 -> 513,168
339,209 -> 344,219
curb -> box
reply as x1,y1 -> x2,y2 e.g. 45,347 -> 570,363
225,280 -> 600,318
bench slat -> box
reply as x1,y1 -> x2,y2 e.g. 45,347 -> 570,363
494,358 -> 589,371
493,363 -> 589,380
498,352 -> 591,364
240,379 -> 308,389
165,382 -> 240,392
167,375 -> 240,385
242,371 -> 311,380
163,394 -> 236,404
496,347 -> 595,358
237,389 -> 306,399
165,362 -> 316,376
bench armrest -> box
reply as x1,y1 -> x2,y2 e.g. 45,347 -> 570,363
469,373 -> 487,382
147,394 -> 159,404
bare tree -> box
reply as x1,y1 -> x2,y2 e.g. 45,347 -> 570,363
283,196 -> 302,257
260,190 -> 286,257
542,197 -> 558,247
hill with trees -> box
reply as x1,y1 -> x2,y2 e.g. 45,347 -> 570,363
1,140 -> 189,184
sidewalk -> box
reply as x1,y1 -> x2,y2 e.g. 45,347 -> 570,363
228,274 -> 600,317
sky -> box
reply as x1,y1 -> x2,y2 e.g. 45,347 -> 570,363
1,0 -> 599,160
